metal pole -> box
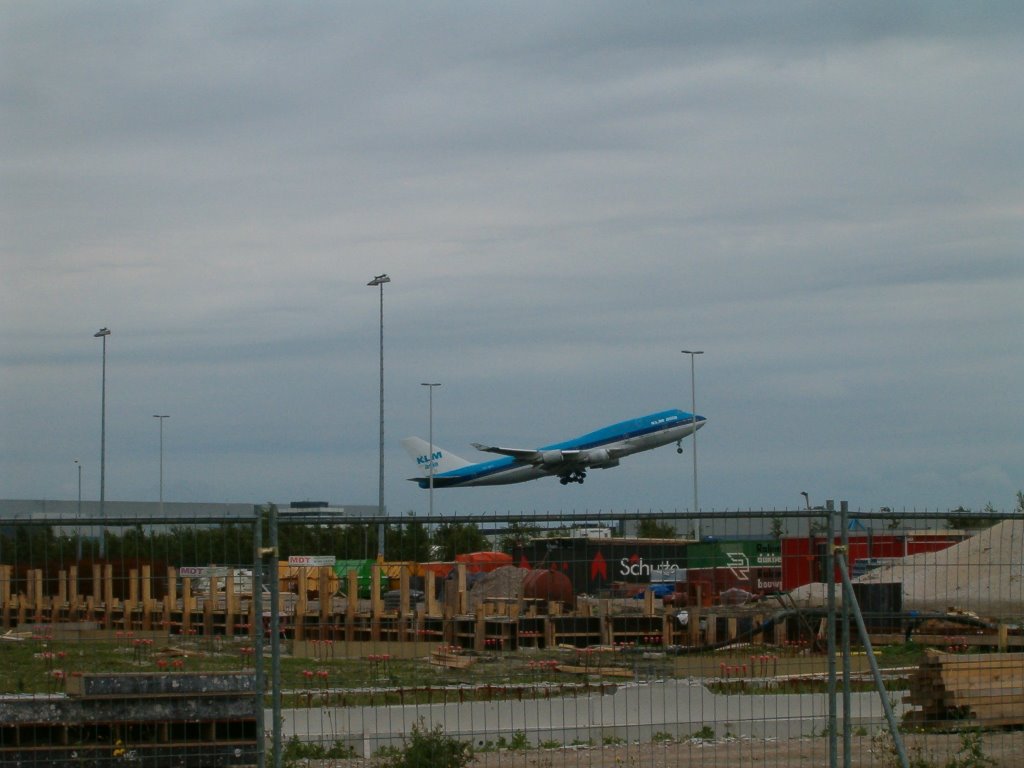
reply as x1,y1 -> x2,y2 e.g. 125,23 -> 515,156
421,383 -> 441,518
841,500 -> 852,768
826,499 -> 837,768
836,551 -> 910,768
269,503 -> 281,768
94,327 -> 111,558
253,508 -> 265,768
367,274 -> 390,558
153,415 -> 169,517
681,350 -> 703,539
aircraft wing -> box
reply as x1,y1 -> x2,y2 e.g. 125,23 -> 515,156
471,443 -> 584,464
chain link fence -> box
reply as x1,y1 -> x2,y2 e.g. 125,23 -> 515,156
1,502 -> 1022,767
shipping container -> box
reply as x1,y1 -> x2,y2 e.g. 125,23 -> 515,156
514,537 -> 689,595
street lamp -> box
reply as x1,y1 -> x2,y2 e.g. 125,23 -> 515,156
153,415 -> 169,516
94,327 -> 111,558
367,274 -> 390,558
421,383 -> 441,518
681,349 -> 704,540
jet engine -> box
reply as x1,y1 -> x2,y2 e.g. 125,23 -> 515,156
586,449 -> 619,469
540,450 -> 566,466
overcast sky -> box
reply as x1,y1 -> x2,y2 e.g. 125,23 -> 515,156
2,2 -> 1021,524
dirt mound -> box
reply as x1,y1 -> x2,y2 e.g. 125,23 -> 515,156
466,566 -> 529,611
788,520 -> 1024,618
859,519 -> 1023,616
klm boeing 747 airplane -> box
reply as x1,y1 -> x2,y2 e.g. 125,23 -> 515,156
402,408 -> 706,488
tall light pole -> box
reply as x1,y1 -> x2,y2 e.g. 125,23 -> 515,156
681,349 -> 704,540
367,274 -> 390,558
94,327 -> 111,558
421,383 -> 441,518
153,415 -> 169,517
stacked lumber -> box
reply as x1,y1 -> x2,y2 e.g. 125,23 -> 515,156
906,650 -> 1024,728
430,645 -> 474,669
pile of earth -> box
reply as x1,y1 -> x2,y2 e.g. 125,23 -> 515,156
787,519 -> 1024,618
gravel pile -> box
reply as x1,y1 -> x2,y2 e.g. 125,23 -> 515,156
466,565 -> 529,611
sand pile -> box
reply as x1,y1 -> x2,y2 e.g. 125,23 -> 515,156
788,520 -> 1024,618
466,566 -> 529,611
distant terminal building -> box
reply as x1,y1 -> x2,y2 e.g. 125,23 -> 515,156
0,499 -> 384,537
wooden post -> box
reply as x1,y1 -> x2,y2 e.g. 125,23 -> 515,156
688,605 -> 701,646
370,564 -> 382,641
92,563 -> 101,606
58,570 -> 68,608
225,570 -> 236,638
705,612 -> 718,645
32,569 -> 45,616
165,566 -> 177,634
68,565 -> 79,617
1,565 -> 11,628
128,568 -> 139,609
141,565 -> 153,630
399,565 -> 410,615
599,599 -> 612,646
203,573 -> 217,638
182,577 -> 193,637
293,568 -> 307,642
345,569 -> 358,642
103,564 -> 114,630
318,567 -> 331,640
425,571 -> 439,617
455,563 -> 467,615
248,588 -> 257,640
774,615 -> 788,647
474,611 -> 486,652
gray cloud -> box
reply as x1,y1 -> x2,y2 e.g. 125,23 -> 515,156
2,3 -> 1022,519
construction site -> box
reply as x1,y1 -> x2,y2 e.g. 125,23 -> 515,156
1,504 -> 1023,767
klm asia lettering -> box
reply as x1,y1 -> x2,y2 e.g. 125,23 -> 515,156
416,450 -> 442,467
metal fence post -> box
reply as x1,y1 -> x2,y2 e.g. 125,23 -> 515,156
826,500 -> 837,768
835,547 -> 910,768
840,500 -> 852,768
253,508 -> 265,768
269,503 -> 282,768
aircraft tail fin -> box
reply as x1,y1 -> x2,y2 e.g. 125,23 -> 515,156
401,437 -> 472,477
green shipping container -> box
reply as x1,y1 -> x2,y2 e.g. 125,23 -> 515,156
686,540 -> 780,570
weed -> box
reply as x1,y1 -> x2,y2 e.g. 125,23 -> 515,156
945,730 -> 996,768
690,725 -> 715,741
386,719 -> 473,768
